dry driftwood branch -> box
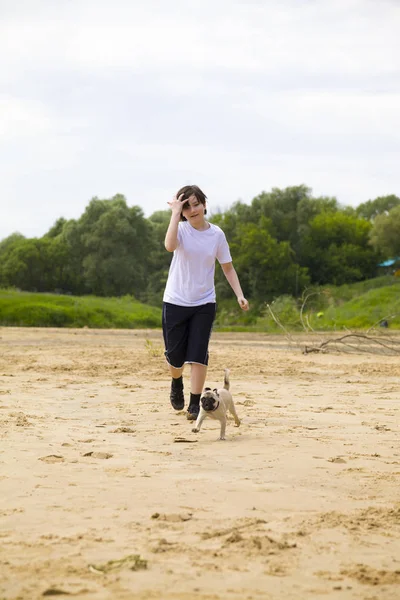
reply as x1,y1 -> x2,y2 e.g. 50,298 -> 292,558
265,303 -> 296,343
303,333 -> 400,355
299,290 -> 320,332
266,301 -> 400,356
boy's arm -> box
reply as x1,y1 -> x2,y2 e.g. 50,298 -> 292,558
165,194 -> 185,252
220,262 -> 249,311
164,212 -> 181,252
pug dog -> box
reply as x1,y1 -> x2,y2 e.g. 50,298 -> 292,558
192,369 -> 240,440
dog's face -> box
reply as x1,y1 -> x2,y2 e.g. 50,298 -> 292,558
200,387 -> 219,412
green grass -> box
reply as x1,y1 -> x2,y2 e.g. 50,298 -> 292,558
255,276 -> 400,332
215,276 -> 400,332
0,290 -> 161,329
318,275 -> 399,305
1,275 -> 400,331
313,284 -> 400,330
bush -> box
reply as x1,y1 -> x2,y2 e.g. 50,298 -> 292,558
0,290 -> 162,329
257,295 -> 303,332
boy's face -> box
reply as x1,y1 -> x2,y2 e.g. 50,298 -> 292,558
182,195 -> 206,224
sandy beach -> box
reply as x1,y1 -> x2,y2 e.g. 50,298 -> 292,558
0,327 -> 399,600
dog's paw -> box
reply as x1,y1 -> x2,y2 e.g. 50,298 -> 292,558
234,420 -> 241,427
219,436 -> 226,441
192,428 -> 199,433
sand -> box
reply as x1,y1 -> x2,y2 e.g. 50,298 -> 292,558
0,326 -> 399,600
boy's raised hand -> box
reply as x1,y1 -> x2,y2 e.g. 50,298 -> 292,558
167,194 -> 185,215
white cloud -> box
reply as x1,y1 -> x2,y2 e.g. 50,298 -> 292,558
0,95 -> 52,137
0,0 -> 399,239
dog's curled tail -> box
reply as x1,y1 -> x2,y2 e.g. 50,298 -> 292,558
224,368 -> 230,391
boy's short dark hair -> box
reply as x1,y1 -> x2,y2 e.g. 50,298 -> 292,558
176,185 -> 207,221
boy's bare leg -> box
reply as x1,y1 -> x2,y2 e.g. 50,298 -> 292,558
190,363 -> 207,394
169,365 -> 184,379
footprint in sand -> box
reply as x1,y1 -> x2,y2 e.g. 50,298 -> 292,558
9,412 -> 32,427
39,455 -> 65,463
111,427 -> 135,433
151,512 -> 193,522
83,452 -> 113,459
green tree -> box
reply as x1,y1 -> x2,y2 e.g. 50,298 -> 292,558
45,217 -> 68,238
356,195 -> 400,221
145,210 -> 172,306
296,195 -> 339,240
223,217 -> 310,303
0,236 -> 72,292
0,233 -> 26,287
250,185 -> 313,248
213,186 -> 339,264
210,200 -> 253,242
300,213 -> 379,285
71,195 -> 153,297
0,232 -> 26,252
369,205 -> 400,257
61,219 -> 87,294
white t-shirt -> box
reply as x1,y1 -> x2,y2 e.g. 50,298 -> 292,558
163,221 -> 232,307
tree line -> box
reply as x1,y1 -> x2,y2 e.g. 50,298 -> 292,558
1,186 -> 399,308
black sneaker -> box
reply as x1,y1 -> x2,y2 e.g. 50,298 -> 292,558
186,403 -> 200,421
170,385 -> 184,411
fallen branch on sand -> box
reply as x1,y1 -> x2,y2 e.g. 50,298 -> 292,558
265,303 -> 400,356
302,333 -> 400,355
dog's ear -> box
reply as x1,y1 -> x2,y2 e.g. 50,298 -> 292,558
213,388 -> 219,396
204,387 -> 211,391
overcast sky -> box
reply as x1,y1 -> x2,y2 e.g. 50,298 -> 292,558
1,0 -> 399,240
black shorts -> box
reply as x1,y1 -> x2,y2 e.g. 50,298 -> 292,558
162,302 -> 216,368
